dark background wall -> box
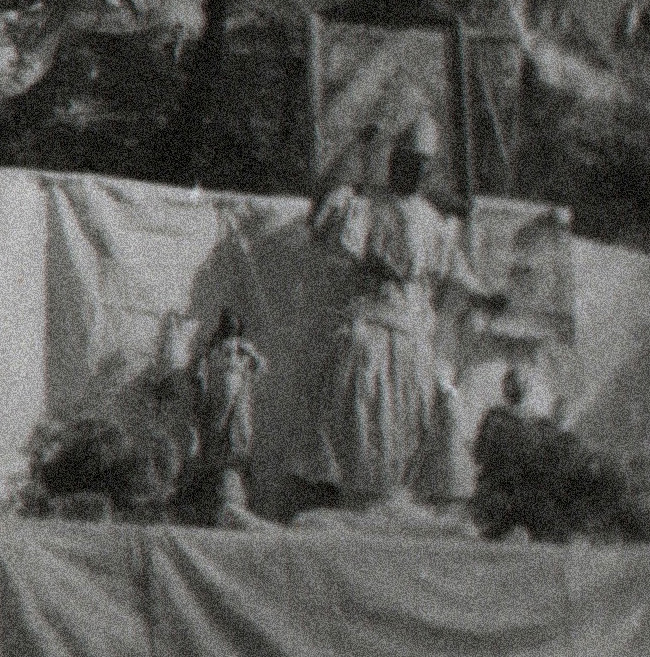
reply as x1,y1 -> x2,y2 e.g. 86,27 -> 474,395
0,0 -> 315,194
0,0 -> 648,251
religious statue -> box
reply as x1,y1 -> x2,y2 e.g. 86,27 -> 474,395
175,308 -> 270,528
311,125 -> 508,519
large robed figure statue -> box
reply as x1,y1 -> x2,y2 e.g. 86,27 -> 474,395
313,133 -> 501,510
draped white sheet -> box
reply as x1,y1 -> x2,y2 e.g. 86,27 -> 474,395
0,167 -> 648,503
0,518 -> 649,657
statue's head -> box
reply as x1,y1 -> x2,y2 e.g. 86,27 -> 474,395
209,308 -> 244,351
387,146 -> 424,196
388,113 -> 439,196
502,367 -> 527,407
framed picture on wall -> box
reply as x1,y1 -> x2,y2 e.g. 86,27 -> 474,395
468,195 -> 575,343
311,7 -> 470,201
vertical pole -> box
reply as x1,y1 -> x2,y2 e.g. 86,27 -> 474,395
307,12 -> 323,197
453,18 -> 474,210
511,38 -> 524,198
476,47 -> 513,193
185,0 -> 228,188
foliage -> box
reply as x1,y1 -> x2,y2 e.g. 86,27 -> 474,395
470,407 -> 650,543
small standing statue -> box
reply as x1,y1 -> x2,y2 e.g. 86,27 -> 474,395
195,308 -> 268,527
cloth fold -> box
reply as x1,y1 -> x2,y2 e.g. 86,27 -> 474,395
2,519 -> 650,656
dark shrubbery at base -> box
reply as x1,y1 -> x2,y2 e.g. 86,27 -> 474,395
470,411 -> 650,543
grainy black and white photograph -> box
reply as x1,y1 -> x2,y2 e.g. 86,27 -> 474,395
0,0 -> 648,654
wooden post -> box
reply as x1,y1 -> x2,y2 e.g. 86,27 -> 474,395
453,18 -> 475,209
184,0 -> 229,188
475,52 -> 513,192
307,12 -> 323,197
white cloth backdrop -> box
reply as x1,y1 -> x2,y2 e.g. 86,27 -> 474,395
0,167 -> 648,503
0,169 -> 47,496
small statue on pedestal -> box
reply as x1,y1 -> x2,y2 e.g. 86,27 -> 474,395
178,308 -> 269,528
